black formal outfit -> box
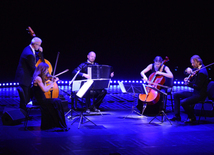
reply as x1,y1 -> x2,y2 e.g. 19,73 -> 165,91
137,64 -> 172,114
173,65 -> 209,120
72,61 -> 107,110
15,45 -> 36,111
32,84 -> 68,131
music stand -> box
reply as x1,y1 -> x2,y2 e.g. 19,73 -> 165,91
64,80 -> 86,119
118,82 -> 146,119
84,78 -> 111,116
71,79 -> 110,128
144,85 -> 172,125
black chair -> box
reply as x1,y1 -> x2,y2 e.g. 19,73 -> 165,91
198,81 -> 214,123
16,86 -> 40,130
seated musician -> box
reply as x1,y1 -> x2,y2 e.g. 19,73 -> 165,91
72,51 -> 114,113
32,62 -> 69,131
170,55 -> 209,123
139,56 -> 173,113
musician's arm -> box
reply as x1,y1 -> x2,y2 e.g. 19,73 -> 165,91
163,66 -> 173,78
35,76 -> 54,92
72,63 -> 88,78
140,64 -> 152,81
188,71 -> 207,90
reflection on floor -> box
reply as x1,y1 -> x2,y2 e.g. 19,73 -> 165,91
1,85 -> 214,155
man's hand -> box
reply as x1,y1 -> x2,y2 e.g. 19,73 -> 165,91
185,67 -> 192,74
110,72 -> 114,78
38,47 -> 43,52
83,73 -> 90,79
184,77 -> 190,85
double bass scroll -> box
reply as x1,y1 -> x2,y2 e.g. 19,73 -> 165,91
27,26 -> 53,75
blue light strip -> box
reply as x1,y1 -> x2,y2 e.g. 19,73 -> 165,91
0,80 -> 186,87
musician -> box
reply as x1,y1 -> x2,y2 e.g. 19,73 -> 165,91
32,62 -> 69,131
170,55 -> 209,123
15,37 -> 43,111
140,56 -> 173,81
72,51 -> 114,113
138,56 -> 173,114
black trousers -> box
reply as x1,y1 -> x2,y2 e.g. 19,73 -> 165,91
20,84 -> 31,112
85,89 -> 107,109
173,90 -> 203,119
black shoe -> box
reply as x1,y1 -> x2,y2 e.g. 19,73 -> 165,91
86,109 -> 90,114
170,116 -> 181,121
184,117 -> 196,124
93,107 -> 100,112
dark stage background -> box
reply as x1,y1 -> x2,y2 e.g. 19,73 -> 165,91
1,1 -> 214,83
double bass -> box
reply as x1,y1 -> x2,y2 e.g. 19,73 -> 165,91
139,56 -> 169,105
27,26 -> 59,98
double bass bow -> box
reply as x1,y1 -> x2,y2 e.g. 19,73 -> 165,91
139,56 -> 169,105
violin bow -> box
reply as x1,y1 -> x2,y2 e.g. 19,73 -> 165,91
53,52 -> 60,76
200,62 -> 214,71
54,69 -> 69,77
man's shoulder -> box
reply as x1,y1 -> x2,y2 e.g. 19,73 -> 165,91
22,46 -> 33,54
199,67 -> 208,76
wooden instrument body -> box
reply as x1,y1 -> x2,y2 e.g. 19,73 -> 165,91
27,26 -> 59,98
139,73 -> 165,105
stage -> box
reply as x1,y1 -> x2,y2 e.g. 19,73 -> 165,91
1,85 -> 214,155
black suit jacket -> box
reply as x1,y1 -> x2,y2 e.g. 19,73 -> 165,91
72,61 -> 99,80
188,65 -> 209,98
15,46 -> 36,86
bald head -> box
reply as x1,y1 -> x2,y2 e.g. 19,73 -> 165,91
87,51 -> 96,63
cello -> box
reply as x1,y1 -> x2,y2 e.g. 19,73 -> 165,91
139,56 -> 169,105
27,26 -> 59,98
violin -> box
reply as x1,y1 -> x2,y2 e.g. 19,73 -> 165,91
139,56 -> 169,105
185,62 -> 214,84
185,69 -> 199,83
46,69 -> 69,81
27,26 -> 59,98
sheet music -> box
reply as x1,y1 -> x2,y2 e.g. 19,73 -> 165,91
118,81 -> 127,93
74,78 -> 111,98
72,81 -> 82,91
76,79 -> 94,98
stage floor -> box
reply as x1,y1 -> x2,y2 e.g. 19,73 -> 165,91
1,85 -> 214,155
